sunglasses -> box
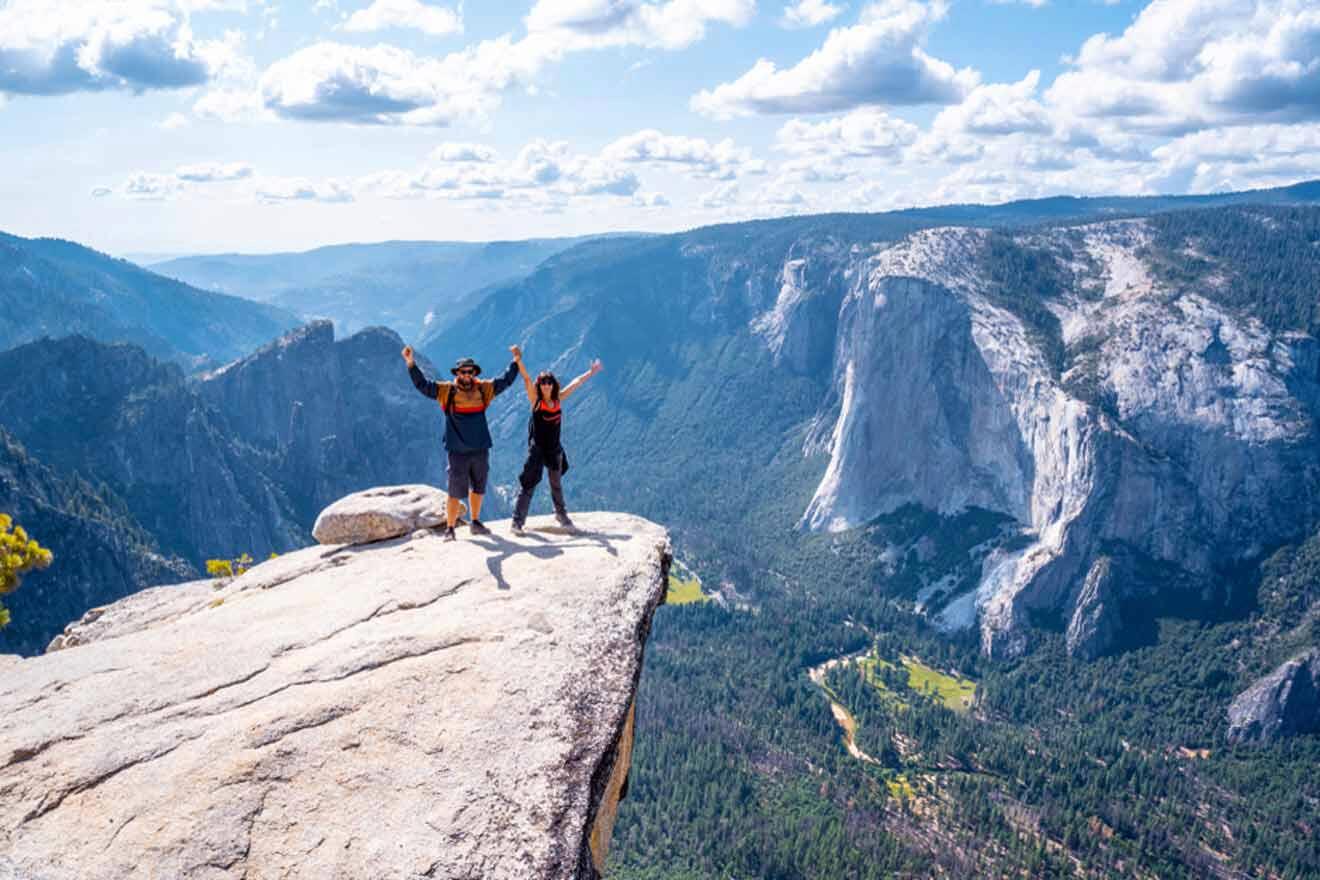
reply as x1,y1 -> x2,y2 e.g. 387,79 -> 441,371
538,378 -> 554,385
457,369 -> 476,376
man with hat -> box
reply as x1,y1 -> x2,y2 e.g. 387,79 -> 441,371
403,343 -> 522,540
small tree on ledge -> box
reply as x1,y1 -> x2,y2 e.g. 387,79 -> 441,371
206,552 -> 256,579
0,513 -> 54,629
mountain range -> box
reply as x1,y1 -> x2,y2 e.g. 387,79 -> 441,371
0,323 -> 443,653
0,231 -> 297,368
4,180 -> 1320,877
150,236 -> 604,341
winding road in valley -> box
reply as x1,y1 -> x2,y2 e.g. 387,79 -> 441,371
808,651 -> 881,766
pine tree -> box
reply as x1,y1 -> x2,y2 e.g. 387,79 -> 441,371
0,513 -> 53,628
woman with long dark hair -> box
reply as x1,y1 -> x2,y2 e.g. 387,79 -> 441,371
510,353 -> 602,534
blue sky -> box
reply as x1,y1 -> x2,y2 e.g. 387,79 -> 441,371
1,0 -> 1317,254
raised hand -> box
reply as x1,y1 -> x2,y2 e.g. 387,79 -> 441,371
510,344 -> 523,362
590,358 -> 603,374
401,345 -> 415,367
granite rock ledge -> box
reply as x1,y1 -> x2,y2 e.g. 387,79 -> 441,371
0,508 -> 670,880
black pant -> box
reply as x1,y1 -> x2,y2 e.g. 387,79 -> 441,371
513,445 -> 566,525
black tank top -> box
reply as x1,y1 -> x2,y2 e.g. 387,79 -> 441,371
530,399 -> 562,451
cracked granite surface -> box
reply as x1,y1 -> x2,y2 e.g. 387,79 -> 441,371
0,511 -> 669,880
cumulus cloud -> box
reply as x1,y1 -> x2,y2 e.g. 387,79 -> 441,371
698,181 -> 740,208
775,107 -> 920,156
429,142 -> 497,162
357,138 -> 643,202
0,0 -> 239,97
123,172 -> 185,200
781,0 -> 846,28
760,187 -> 808,208
525,0 -> 754,50
1150,122 -> 1320,192
258,37 -> 548,125
255,0 -> 754,126
895,70 -> 1053,164
507,139 -> 641,195
255,177 -> 356,203
342,0 -> 463,37
633,190 -> 671,207
1047,0 -> 1320,133
601,129 -> 767,179
692,0 -> 978,118
175,161 -> 254,181
193,85 -> 264,121
775,156 -> 857,181
933,71 -> 1052,136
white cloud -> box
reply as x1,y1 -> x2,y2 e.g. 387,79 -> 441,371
194,85 -> 264,121
342,0 -> 463,37
429,142 -> 497,162
1047,0 -> 1320,134
90,186 -> 113,197
123,172 -> 185,200
255,0 -> 755,127
775,156 -> 857,181
601,129 -> 767,179
356,138 -> 643,202
509,139 -> 568,185
899,71 -> 1052,164
633,190 -> 671,207
158,111 -> 190,129
760,187 -> 808,208
692,0 -> 978,118
1014,143 -> 1078,171
258,37 -> 549,125
525,0 -> 754,50
907,129 -> 985,164
932,71 -> 1051,136
1150,122 -> 1320,192
699,181 -> 740,208
0,0 -> 239,96
775,107 -> 920,156
781,0 -> 846,28
507,139 -> 642,195
176,161 -> 254,181
565,161 -> 642,195
255,177 -> 356,203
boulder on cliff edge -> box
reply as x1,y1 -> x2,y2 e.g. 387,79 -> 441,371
0,508 -> 669,880
311,483 -> 449,545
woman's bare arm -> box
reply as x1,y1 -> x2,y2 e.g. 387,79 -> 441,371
513,346 -> 536,403
560,358 -> 603,400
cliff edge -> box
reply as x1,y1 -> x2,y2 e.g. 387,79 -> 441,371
0,507 -> 669,880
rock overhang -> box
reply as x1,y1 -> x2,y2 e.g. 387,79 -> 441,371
0,510 -> 669,880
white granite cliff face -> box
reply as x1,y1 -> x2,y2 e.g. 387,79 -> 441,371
0,505 -> 669,880
788,221 -> 1320,658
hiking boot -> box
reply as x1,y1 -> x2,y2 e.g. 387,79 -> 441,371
555,512 -> 575,529
442,526 -> 456,542
510,521 -> 525,536
469,519 -> 491,536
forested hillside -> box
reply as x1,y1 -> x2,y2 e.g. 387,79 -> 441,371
153,236 -> 600,340
4,186 -> 1320,877
0,231 -> 297,367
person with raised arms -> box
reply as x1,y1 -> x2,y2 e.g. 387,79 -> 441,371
403,344 -> 521,541
509,354 -> 603,535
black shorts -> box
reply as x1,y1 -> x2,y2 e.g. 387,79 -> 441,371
446,450 -> 490,497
